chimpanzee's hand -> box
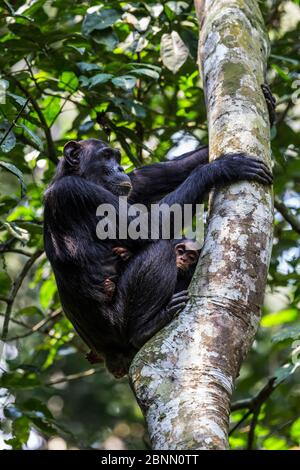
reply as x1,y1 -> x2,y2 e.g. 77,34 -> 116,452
215,154 -> 273,186
166,290 -> 189,317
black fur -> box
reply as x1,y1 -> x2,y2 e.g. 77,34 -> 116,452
44,139 -> 272,376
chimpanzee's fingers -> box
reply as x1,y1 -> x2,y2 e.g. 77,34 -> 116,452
167,292 -> 189,308
244,171 -> 272,185
167,302 -> 187,316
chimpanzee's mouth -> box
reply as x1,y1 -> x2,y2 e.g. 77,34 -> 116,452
176,261 -> 188,271
113,182 -> 132,196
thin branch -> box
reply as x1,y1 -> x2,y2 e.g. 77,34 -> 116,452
6,310 -> 62,341
274,197 -> 300,234
230,377 -> 277,435
1,250 -> 44,341
44,368 -> 97,386
17,132 -> 40,151
0,311 -> 59,340
276,99 -> 293,127
0,99 -> 29,147
0,247 -> 34,257
3,72 -> 58,164
247,408 -> 260,450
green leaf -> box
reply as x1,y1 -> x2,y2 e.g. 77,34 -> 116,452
0,195 -> 17,215
18,124 -> 43,150
128,63 -> 161,72
76,62 -> 101,73
271,64 -> 291,82
58,71 -> 79,91
165,1 -> 189,17
23,398 -> 53,419
4,405 -> 23,420
91,30 -> 118,50
39,279 -> 57,309
290,418 -> 300,443
88,73 -> 113,88
0,271 -> 11,297
82,8 -> 120,35
272,326 -> 300,343
7,92 -> 28,108
1,371 -> 40,389
11,416 -> 30,448
270,54 -> 299,65
274,363 -> 295,385
263,436 -> 288,450
0,161 -> 26,197
0,121 -> 16,153
15,306 -> 44,318
160,31 -> 189,73
112,75 -> 136,91
130,68 -> 160,80
261,308 -> 298,327
145,4 -> 164,18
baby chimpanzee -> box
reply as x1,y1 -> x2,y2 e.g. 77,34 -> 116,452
102,240 -> 200,301
87,239 -> 200,369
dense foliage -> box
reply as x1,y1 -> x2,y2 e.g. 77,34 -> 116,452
0,0 -> 299,450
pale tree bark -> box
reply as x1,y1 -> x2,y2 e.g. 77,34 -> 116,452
129,0 -> 273,450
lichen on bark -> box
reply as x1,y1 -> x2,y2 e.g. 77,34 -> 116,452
129,0 -> 273,450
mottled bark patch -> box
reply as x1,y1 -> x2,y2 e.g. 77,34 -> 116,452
130,0 -> 273,450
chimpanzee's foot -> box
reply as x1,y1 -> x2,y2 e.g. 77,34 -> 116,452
129,291 -> 189,350
103,278 -> 116,300
261,83 -> 276,127
86,349 -> 104,364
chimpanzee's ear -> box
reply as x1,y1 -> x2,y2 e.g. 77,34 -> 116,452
63,141 -> 80,167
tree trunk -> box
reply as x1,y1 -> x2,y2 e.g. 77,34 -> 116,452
129,0 -> 273,450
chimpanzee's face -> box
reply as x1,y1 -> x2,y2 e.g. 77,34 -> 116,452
63,139 -> 132,196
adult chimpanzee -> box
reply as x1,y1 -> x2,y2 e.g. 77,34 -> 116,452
44,137 -> 272,376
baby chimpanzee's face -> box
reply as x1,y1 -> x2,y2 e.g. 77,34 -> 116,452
175,241 -> 200,272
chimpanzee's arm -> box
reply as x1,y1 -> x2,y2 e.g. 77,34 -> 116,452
160,153 -> 273,208
128,145 -> 209,205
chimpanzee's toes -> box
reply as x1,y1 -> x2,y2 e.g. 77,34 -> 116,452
261,83 -> 276,127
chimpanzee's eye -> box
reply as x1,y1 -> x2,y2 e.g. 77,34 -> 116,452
114,149 -> 121,164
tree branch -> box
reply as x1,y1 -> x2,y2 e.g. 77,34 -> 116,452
0,98 -> 29,148
274,196 -> 300,234
3,73 -> 58,164
6,309 -> 62,341
129,0 -> 273,450
1,250 -> 44,342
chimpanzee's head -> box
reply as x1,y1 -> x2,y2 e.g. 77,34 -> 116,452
61,138 -> 132,196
